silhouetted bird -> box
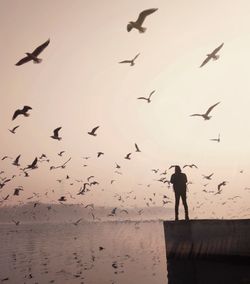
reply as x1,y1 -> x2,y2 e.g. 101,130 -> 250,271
12,220 -> 20,226
119,53 -> 140,66
51,127 -> 62,140
183,164 -> 198,169
125,153 -> 132,160
88,126 -> 99,136
137,90 -> 156,103
210,133 -> 220,142
135,143 -> 141,152
13,186 -> 23,196
58,196 -> 66,202
200,43 -> 224,68
8,125 -> 20,134
218,181 -> 227,191
127,8 -> 158,33
203,173 -> 214,180
25,157 -> 38,170
12,155 -> 21,166
12,106 -> 32,120
15,39 -> 50,66
97,152 -> 104,158
73,218 -> 82,226
58,151 -> 65,156
115,163 -> 121,169
190,102 -> 220,120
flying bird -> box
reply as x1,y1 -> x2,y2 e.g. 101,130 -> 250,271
15,39 -> 50,66
51,127 -> 62,140
134,143 -> 141,152
124,153 -> 132,160
12,155 -> 21,167
127,8 -> 158,33
88,126 -> 99,136
200,43 -> 224,68
12,106 -> 32,120
210,134 -> 220,143
97,152 -> 104,158
190,102 -> 220,120
137,90 -> 156,103
8,125 -> 20,134
58,151 -> 65,156
73,218 -> 82,226
202,173 -> 214,180
119,53 -> 140,66
183,164 -> 198,169
25,157 -> 38,170
218,181 -> 227,191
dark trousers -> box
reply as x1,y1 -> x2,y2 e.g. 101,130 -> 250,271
174,189 -> 189,220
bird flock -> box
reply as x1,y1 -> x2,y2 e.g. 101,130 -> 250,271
1,7 -> 249,222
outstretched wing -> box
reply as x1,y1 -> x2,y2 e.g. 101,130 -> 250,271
200,55 -> 212,68
31,157 -> 38,167
137,97 -> 147,100
32,39 -> 50,56
205,102 -> 220,116
119,60 -> 131,64
12,125 -> 20,132
190,113 -> 203,117
23,106 -> 32,112
15,56 -> 31,66
92,126 -> 99,134
135,143 -> 141,152
12,109 -> 22,120
149,90 -> 156,99
135,8 -> 158,26
211,43 -> 224,56
54,127 -> 62,136
133,53 -> 140,61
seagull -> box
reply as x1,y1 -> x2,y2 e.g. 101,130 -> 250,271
115,163 -> 121,169
58,151 -> 65,156
218,181 -> 227,191
8,125 -> 20,134
152,169 -> 159,173
12,106 -> 32,120
2,156 -> 12,160
124,153 -> 132,160
183,164 -> 198,169
51,127 -> 62,140
119,53 -> 140,66
15,39 -> 50,66
88,126 -> 99,136
134,143 -> 141,152
210,134 -> 220,142
137,90 -> 156,103
97,152 -> 104,158
73,218 -> 82,226
12,155 -> 21,167
58,196 -> 66,202
190,102 -> 220,120
202,173 -> 214,180
200,43 -> 224,68
24,157 -> 38,170
127,8 -> 158,33
13,186 -> 23,196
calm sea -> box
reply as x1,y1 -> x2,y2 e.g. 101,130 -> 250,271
0,221 -> 167,284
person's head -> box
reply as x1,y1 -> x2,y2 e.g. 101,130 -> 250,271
175,165 -> 181,174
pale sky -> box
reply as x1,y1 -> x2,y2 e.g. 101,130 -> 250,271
1,0 -> 250,218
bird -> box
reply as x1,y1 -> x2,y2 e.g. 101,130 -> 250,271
210,134 -> 220,142
200,43 -> 224,68
137,90 -> 156,103
15,39 -> 50,66
73,218 -> 82,226
127,8 -> 158,33
97,152 -> 104,158
183,164 -> 198,169
218,181 -> 227,191
134,143 -> 141,152
87,176 -> 94,182
12,220 -> 20,226
13,186 -> 23,196
12,106 -> 32,120
1,156 -> 12,160
119,53 -> 140,66
12,155 -> 21,167
24,157 -> 38,170
190,102 -> 220,120
152,169 -> 159,173
58,151 -> 65,156
51,127 -> 62,140
58,196 -> 66,202
88,126 -> 99,136
202,173 -> 214,180
8,125 -> 20,134
115,163 -> 121,169
124,153 -> 132,160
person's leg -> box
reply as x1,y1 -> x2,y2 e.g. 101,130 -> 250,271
174,191 -> 180,221
181,191 -> 189,220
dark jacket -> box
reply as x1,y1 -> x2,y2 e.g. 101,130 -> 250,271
170,173 -> 187,192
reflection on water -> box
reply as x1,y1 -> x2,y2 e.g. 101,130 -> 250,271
0,221 -> 167,284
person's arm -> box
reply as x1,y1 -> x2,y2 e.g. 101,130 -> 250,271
170,174 -> 174,184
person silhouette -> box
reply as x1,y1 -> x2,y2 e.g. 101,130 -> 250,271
170,166 -> 189,221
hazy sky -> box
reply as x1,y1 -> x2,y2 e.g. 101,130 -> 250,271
1,0 -> 250,218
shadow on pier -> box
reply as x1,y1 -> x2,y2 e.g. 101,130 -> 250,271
163,219 -> 250,284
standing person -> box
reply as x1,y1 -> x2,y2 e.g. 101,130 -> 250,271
170,165 -> 189,221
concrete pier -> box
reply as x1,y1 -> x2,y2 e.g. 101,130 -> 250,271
163,219 -> 250,284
